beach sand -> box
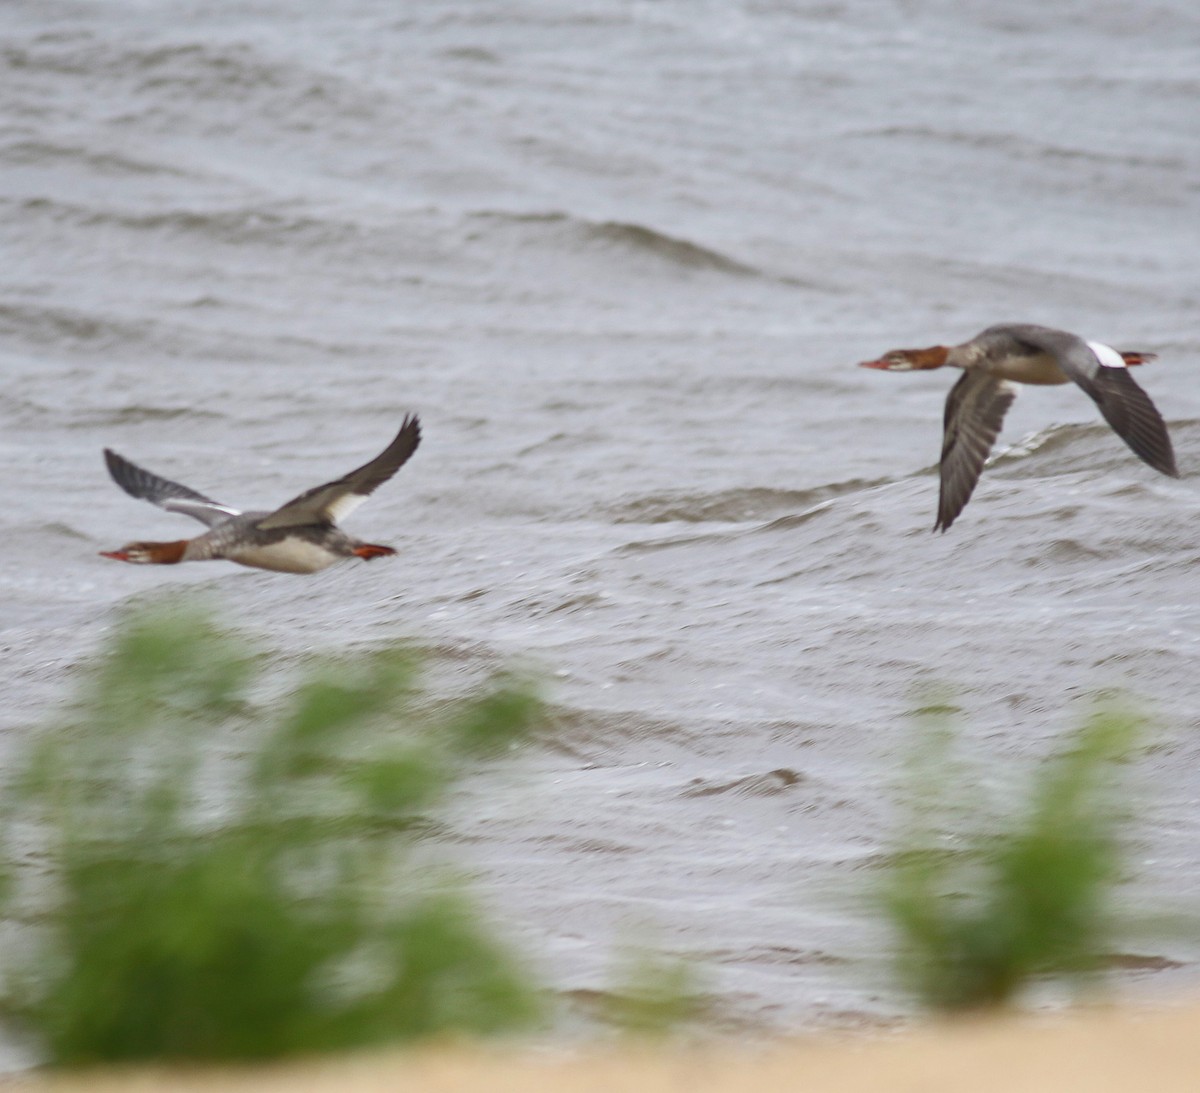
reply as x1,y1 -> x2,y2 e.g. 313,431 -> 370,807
12,1002 -> 1199,1092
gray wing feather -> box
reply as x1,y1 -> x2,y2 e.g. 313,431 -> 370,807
936,371 -> 1018,532
257,415 -> 422,530
103,449 -> 242,526
993,325 -> 1177,479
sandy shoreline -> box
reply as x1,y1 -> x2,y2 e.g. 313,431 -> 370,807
10,1002 -> 1199,1092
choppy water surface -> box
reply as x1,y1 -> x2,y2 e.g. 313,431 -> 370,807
3,0 -> 1200,1036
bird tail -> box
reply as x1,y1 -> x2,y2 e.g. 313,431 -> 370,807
352,544 -> 396,561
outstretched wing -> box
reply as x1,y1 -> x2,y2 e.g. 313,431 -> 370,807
997,324 -> 1177,479
104,449 -> 242,526
936,370 -> 1018,532
258,414 -> 422,530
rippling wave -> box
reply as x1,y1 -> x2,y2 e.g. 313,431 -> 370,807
465,210 -> 769,277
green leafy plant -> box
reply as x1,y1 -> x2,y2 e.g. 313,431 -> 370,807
0,599 -> 543,1064
882,698 -> 1141,1012
599,944 -> 707,1037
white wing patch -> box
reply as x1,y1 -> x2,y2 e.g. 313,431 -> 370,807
165,499 -> 243,522
1086,340 -> 1126,369
324,492 -> 369,524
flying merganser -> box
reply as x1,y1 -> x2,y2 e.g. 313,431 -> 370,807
859,323 -> 1177,531
100,415 -> 421,573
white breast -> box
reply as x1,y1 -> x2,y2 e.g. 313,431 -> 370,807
231,539 -> 342,574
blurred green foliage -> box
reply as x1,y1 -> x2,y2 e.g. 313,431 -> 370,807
0,600 -> 544,1064
599,944 -> 707,1037
882,698 -> 1140,1012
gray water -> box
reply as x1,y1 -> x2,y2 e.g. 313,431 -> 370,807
3,0 -> 1200,1036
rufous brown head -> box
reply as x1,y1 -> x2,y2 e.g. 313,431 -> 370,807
99,540 -> 189,565
858,345 -> 950,371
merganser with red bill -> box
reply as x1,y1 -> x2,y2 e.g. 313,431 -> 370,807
859,323 -> 1177,531
100,415 -> 421,573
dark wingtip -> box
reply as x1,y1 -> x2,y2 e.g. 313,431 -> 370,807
402,413 -> 422,449
103,448 -> 129,483
1159,441 -> 1180,479
1136,442 -> 1178,480
933,501 -> 958,532
379,414 -> 422,470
